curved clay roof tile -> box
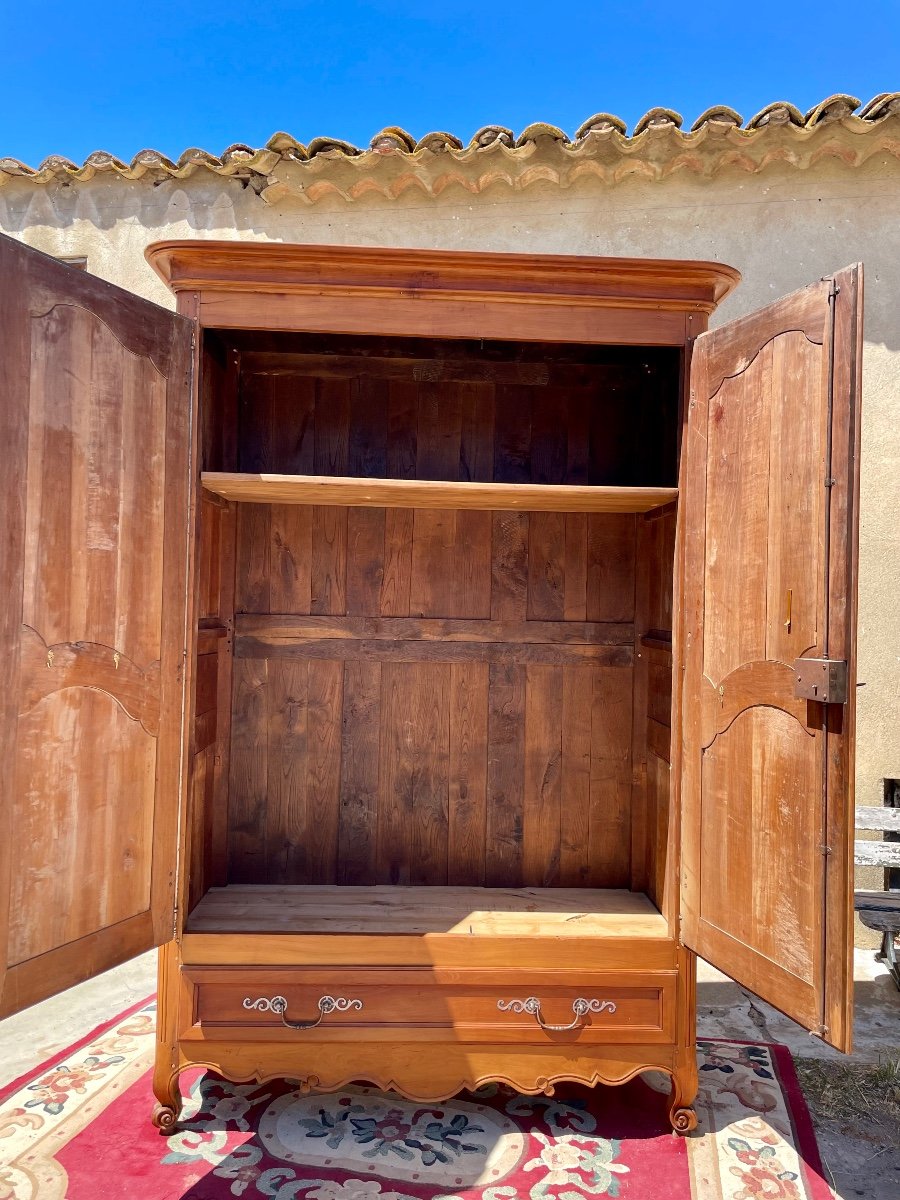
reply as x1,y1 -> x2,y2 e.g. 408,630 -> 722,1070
690,106 -> 743,131
369,127 -> 417,153
0,158 -> 33,175
470,126 -> 515,148
632,108 -> 684,135
515,122 -> 570,147
264,133 -> 309,159
804,94 -> 861,125
3,95 -> 898,191
414,131 -> 465,153
38,155 -> 80,173
131,149 -> 178,170
746,101 -> 805,129
306,137 -> 361,158
574,113 -> 628,139
83,150 -> 127,169
858,93 -> 900,121
220,143 -> 257,160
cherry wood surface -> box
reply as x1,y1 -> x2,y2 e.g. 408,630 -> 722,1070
202,473 -> 678,513
679,268 -> 862,1052
185,884 -> 667,936
185,965 -> 676,1045
0,233 -> 193,1018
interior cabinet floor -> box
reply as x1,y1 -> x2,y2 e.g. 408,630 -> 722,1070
185,885 -> 668,938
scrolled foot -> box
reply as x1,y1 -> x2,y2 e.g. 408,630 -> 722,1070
670,1105 -> 698,1135
152,1102 -> 179,1133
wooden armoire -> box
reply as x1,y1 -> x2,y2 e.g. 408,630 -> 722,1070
0,232 -> 862,1135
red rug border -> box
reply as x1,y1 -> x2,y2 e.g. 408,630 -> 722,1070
1,998 -> 834,1200
0,993 -> 156,1105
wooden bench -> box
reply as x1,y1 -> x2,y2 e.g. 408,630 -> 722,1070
854,805 -> 900,989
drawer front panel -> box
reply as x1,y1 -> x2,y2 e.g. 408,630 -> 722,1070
185,968 -> 676,1044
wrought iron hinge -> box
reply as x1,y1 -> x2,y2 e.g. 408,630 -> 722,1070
793,657 -> 849,704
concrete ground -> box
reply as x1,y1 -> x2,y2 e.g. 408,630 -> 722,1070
1,950 -> 898,1198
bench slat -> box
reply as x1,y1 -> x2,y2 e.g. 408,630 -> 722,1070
854,841 -> 900,867
855,806 -> 900,832
855,890 -> 900,932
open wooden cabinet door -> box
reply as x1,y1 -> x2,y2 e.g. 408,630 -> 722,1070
679,266 -> 862,1052
0,234 -> 194,1017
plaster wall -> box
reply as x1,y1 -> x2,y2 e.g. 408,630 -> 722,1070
1,159 -> 898,910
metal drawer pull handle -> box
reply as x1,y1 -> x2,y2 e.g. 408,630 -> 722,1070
497,996 -> 617,1032
242,994 -> 363,1030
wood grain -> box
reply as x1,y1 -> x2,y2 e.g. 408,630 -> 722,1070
0,234 -> 193,1018
204,473 -> 678,512
679,273 -> 860,1051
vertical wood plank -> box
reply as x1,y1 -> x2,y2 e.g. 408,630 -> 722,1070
311,506 -> 347,615
589,664 -> 634,887
387,380 -> 418,479
459,381 -> 495,482
266,659 -> 309,882
338,660 -> 382,884
491,512 -> 529,621
448,661 -> 489,885
564,513 -> 588,621
416,380 -> 462,479
560,664 -> 594,885
236,373 -> 273,613
305,659 -> 343,883
381,508 -> 414,616
270,504 -> 312,614
493,385 -> 532,483
346,508 -> 386,616
586,514 -> 637,622
377,663 -> 450,885
228,657 -> 269,882
530,389 -> 567,483
485,662 -> 526,886
349,375 -> 389,477
522,664 -> 563,887
453,511 -> 493,619
272,374 -> 316,473
527,512 -> 566,620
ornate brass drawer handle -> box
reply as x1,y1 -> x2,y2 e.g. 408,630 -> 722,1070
242,994 -> 364,1030
496,996 -> 617,1032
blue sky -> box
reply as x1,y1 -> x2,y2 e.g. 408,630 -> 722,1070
3,1 -> 898,164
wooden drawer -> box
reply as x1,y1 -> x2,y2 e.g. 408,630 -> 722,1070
182,967 -> 676,1045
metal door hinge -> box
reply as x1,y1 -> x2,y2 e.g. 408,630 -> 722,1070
793,657 -> 849,704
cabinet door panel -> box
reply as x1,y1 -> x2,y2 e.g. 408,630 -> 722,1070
679,266 -> 862,1051
0,234 -> 193,1017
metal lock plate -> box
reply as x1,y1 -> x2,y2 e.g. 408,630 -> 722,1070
792,658 -> 849,704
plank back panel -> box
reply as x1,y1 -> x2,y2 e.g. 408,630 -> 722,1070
220,337 -> 678,892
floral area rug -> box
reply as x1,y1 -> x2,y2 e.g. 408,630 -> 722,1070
0,999 -> 833,1200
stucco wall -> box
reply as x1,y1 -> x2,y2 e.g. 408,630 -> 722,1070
1,157 -> 897,911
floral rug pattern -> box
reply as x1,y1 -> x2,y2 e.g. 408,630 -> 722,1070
0,1000 -> 833,1200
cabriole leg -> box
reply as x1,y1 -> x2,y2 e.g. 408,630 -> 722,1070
151,1068 -> 183,1133
668,1057 -> 699,1135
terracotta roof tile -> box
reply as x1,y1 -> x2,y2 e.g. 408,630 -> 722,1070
2,95 -> 898,201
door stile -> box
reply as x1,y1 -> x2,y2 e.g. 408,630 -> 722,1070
0,243 -> 32,1006
170,290 -> 203,943
672,336 -> 707,944
822,266 -> 863,1050
150,303 -> 196,949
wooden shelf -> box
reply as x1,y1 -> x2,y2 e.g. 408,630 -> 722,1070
186,885 -> 668,938
201,472 -> 677,513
